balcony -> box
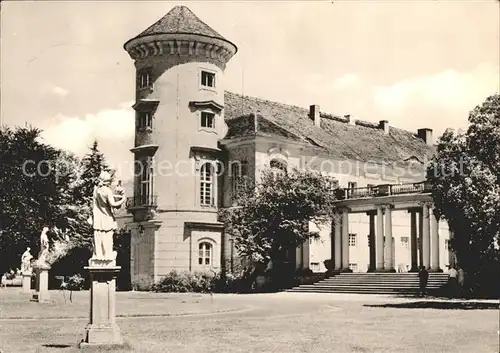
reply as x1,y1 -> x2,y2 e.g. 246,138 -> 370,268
336,181 -> 432,201
126,195 -> 158,209
126,195 -> 158,221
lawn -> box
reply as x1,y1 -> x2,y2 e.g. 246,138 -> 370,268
0,288 -> 498,353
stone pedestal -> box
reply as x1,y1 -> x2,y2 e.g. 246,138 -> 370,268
31,264 -> 51,303
22,272 -> 32,293
80,258 -> 123,348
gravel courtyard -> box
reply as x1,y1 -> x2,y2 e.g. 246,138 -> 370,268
0,289 -> 498,353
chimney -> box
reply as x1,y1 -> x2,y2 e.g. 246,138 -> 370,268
417,128 -> 433,145
309,104 -> 321,127
379,120 -> 389,134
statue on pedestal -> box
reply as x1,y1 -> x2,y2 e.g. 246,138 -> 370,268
21,247 -> 33,274
38,226 -> 50,266
90,171 -> 126,265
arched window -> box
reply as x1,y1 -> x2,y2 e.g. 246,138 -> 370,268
270,159 -> 287,176
198,242 -> 213,265
200,163 -> 214,206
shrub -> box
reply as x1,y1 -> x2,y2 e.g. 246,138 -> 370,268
132,274 -> 154,291
66,273 -> 85,291
152,270 -> 215,293
211,271 -> 249,293
151,270 -> 250,293
5,271 -> 17,280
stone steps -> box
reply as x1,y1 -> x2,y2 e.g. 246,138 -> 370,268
288,273 -> 449,295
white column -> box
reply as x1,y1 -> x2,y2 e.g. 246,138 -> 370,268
409,209 -> 418,272
422,203 -> 431,269
341,208 -> 350,271
430,207 -> 441,271
384,205 -> 394,271
334,214 -> 342,271
375,206 -> 385,271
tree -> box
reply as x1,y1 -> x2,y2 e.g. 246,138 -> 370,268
219,169 -> 338,287
77,140 -> 111,205
0,126 -> 87,273
427,94 -> 500,297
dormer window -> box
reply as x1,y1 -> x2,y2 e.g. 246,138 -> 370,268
137,68 -> 152,89
201,70 -> 215,88
138,111 -> 152,129
201,112 -> 215,129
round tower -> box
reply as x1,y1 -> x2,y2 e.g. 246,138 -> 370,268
123,6 -> 237,280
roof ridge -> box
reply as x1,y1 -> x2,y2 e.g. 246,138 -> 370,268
225,90 -> 421,137
225,91 -> 307,113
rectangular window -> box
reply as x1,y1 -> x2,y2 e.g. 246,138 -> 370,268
349,263 -> 358,272
137,69 -> 152,89
201,112 -> 215,129
201,70 -> 215,88
139,158 -> 153,205
349,233 -> 357,247
310,262 -> 320,271
138,112 -> 152,129
231,161 -> 248,199
401,236 -> 409,248
445,239 -> 449,250
200,163 -> 214,206
198,242 -> 212,265
348,181 -> 357,189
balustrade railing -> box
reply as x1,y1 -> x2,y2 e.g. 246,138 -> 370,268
338,181 -> 431,200
126,195 -> 158,209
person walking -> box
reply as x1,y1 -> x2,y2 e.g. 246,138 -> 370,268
447,266 -> 458,298
418,266 -> 429,297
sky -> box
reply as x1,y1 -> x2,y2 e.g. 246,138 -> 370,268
1,1 -> 499,180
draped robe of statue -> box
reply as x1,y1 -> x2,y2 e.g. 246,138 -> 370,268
21,248 -> 33,274
38,227 -> 50,265
91,176 -> 125,262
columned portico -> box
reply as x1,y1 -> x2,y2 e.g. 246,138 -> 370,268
332,182 -> 456,275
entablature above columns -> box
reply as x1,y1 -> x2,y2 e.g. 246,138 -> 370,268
335,193 -> 433,214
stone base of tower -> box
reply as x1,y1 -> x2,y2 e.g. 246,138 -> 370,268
127,210 -> 226,285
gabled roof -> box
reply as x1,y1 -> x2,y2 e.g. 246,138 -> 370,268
223,91 -> 435,165
129,5 -> 230,43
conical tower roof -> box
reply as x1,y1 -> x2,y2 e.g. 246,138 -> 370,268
127,5 -> 233,46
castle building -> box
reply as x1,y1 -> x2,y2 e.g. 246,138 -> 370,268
120,5 -> 452,284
